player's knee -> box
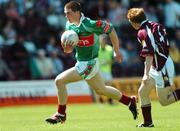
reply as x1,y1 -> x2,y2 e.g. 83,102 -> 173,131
95,89 -> 106,95
55,77 -> 64,88
159,98 -> 169,106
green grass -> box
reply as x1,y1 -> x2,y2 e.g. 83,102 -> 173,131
0,101 -> 180,131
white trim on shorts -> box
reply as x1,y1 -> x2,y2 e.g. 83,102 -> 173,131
149,56 -> 175,88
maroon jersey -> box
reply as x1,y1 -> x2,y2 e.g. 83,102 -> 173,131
137,20 -> 169,71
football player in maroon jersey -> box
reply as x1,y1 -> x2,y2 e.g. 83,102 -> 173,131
127,8 -> 180,128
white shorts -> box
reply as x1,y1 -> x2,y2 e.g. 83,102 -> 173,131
75,58 -> 99,80
149,56 -> 175,88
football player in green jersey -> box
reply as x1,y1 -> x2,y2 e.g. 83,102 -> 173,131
45,1 -> 138,124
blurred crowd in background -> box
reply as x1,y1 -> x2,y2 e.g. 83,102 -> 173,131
0,0 -> 180,81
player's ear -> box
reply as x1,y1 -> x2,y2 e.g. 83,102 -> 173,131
76,11 -> 81,15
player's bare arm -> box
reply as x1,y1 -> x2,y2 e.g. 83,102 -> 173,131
142,55 -> 153,82
109,28 -> 123,63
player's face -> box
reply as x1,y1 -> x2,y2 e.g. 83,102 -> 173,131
64,8 -> 78,23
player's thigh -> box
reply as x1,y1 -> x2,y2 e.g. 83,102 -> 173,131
138,77 -> 155,96
86,72 -> 106,92
100,72 -> 112,85
55,67 -> 82,84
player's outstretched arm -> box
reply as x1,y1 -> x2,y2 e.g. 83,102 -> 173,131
109,28 -> 123,63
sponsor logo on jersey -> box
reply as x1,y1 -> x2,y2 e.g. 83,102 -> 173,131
78,34 -> 94,47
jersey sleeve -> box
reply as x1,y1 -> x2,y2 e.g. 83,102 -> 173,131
138,29 -> 154,57
84,18 -> 113,35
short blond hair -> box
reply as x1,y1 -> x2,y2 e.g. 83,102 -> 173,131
127,8 -> 146,23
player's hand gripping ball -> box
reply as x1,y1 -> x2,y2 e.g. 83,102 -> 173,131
61,30 -> 79,53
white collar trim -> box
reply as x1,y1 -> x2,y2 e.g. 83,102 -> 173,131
140,20 -> 148,26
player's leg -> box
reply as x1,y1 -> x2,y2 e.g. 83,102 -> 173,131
86,72 -> 138,120
46,67 -> 82,124
104,73 -> 114,104
98,72 -> 114,104
173,88 -> 180,100
137,77 -> 155,127
157,86 -> 180,106
156,56 -> 180,106
87,72 -> 120,99
55,67 -> 82,104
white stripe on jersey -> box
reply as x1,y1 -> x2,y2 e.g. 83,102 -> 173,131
146,25 -> 167,59
157,26 -> 165,42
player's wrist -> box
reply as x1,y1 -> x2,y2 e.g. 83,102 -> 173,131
142,74 -> 149,80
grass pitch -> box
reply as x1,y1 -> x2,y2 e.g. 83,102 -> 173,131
0,101 -> 179,131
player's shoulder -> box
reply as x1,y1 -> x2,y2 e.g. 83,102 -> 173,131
65,21 -> 78,30
137,28 -> 147,39
149,21 -> 165,31
150,21 -> 167,37
82,17 -> 97,26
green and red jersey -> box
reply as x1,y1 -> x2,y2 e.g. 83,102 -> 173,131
66,14 -> 113,61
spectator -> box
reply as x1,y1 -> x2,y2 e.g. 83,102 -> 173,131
113,39 -> 129,77
24,0 -> 34,10
5,0 -> 19,20
169,41 -> 180,74
50,50 -> 64,76
30,49 -> 54,79
108,0 -> 128,36
87,0 -> 108,19
161,0 -> 180,38
0,33 -> 5,48
3,20 -> 17,46
23,33 -> 37,56
35,0 -> 49,17
119,41 -> 143,76
46,36 -> 59,55
10,34 -> 29,80
175,28 -> 180,50
48,0 -> 63,14
46,7 -> 66,29
0,49 -> 14,81
142,2 -> 159,22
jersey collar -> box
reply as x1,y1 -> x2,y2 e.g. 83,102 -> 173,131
140,19 -> 148,27
78,13 -> 85,27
